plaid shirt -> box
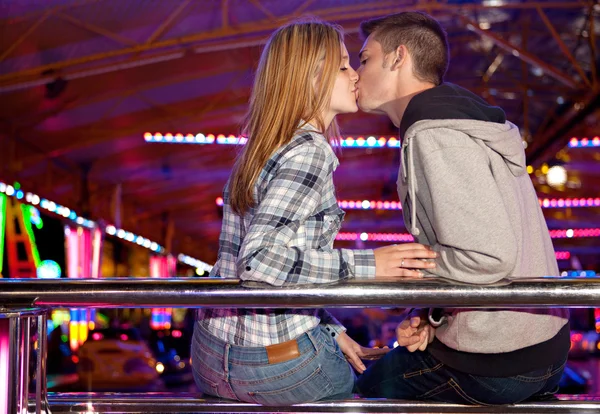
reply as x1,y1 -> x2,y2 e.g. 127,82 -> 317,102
197,125 -> 376,346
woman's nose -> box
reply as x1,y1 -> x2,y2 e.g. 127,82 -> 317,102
350,66 -> 359,82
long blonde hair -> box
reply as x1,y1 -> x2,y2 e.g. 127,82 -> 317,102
229,20 -> 343,216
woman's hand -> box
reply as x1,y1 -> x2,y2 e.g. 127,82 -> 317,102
335,332 -> 390,374
374,243 -> 437,278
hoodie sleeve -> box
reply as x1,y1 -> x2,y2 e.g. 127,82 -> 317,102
413,129 -> 518,284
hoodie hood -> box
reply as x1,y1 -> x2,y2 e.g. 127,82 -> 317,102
400,83 -> 506,136
400,83 -> 526,176
399,84 -> 527,237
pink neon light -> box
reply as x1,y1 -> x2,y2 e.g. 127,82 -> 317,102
66,227 -> 79,278
336,230 -> 599,243
549,228 -> 600,239
92,332 -> 103,341
217,197 -> 600,211
540,197 -> 600,208
172,330 -> 182,338
555,251 -> 571,260
150,256 -> 175,329
0,319 -> 9,414
91,227 -> 102,279
336,232 -> 415,242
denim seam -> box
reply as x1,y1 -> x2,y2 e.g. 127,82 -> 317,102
403,362 -> 444,379
230,348 -> 321,386
192,357 -> 226,381
322,341 -> 347,363
191,365 -> 219,390
247,365 -> 331,397
418,380 -> 451,399
514,365 -> 556,383
515,362 -> 566,382
448,378 -> 491,406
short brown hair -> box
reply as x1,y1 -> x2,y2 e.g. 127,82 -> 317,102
360,12 -> 449,85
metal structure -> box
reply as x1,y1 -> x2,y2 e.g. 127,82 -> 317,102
1,277 -> 600,308
1,277 -> 600,413
0,0 -> 598,265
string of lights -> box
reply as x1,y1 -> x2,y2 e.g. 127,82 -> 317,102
0,181 -> 212,272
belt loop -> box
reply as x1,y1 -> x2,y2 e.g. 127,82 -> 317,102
306,327 -> 320,353
223,343 -> 231,381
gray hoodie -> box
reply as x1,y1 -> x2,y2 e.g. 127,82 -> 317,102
397,84 -> 568,370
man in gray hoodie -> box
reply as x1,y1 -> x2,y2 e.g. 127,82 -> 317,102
354,12 -> 570,405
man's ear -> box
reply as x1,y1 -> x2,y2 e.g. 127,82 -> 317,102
391,45 -> 408,70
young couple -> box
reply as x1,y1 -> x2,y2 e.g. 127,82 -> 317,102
192,12 -> 569,406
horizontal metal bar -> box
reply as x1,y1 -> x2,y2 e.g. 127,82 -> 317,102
2,277 -> 600,309
40,393 -> 600,413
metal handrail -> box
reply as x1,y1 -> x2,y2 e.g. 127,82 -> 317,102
2,277 -> 600,413
1,277 -> 600,309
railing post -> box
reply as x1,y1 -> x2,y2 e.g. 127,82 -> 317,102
34,312 -> 49,414
0,308 -> 50,414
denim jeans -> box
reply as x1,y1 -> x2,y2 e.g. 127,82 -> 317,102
191,323 -> 355,405
355,347 -> 566,405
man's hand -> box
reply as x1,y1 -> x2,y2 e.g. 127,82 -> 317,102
335,332 -> 390,374
396,313 -> 435,352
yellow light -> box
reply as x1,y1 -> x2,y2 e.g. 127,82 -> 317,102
597,342 -> 600,351
156,362 -> 165,373
88,321 -> 95,330
541,163 -> 549,174
79,321 -> 88,345
69,323 -> 78,351
526,165 -> 533,174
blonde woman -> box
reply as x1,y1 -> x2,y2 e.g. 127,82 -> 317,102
192,20 -> 437,406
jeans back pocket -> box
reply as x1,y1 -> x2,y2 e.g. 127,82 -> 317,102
248,365 -> 334,406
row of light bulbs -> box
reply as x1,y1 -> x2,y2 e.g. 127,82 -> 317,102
0,181 -> 212,272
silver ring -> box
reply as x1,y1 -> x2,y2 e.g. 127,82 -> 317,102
401,259 -> 405,267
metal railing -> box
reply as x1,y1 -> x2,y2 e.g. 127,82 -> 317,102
1,277 -> 600,414
2,277 -> 600,308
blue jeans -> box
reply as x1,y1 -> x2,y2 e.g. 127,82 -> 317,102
355,347 -> 566,405
191,324 -> 355,405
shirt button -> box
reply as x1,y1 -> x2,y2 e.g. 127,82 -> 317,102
245,266 -> 251,271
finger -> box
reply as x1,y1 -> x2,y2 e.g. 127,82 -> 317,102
418,331 -> 429,351
399,269 -> 425,278
394,244 -> 435,254
347,352 -> 366,373
395,250 -> 438,260
406,339 -> 423,353
397,321 -> 418,338
428,326 -> 436,344
377,269 -> 424,278
397,334 -> 422,347
400,259 -> 437,269
410,316 -> 421,328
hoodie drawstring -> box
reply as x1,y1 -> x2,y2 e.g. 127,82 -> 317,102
402,137 -> 420,237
